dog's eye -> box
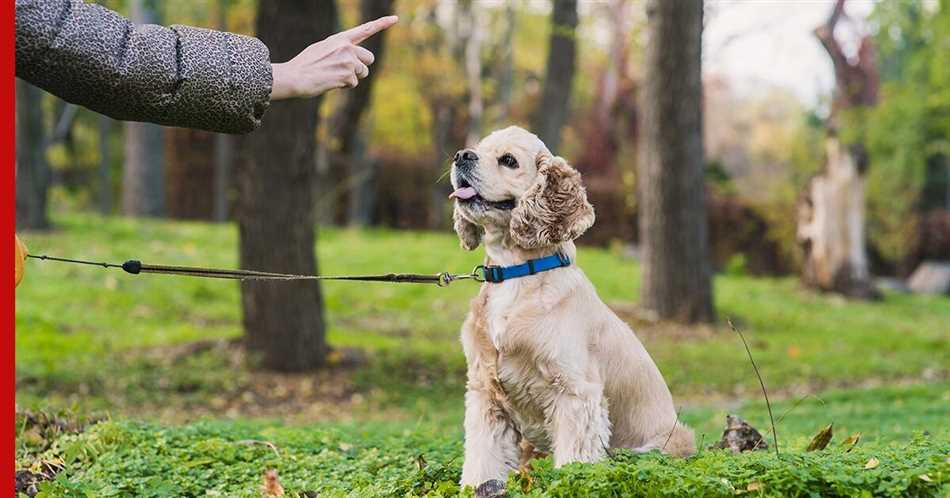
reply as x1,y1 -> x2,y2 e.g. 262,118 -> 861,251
498,153 -> 519,169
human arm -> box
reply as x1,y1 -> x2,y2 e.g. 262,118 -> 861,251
16,0 -> 272,134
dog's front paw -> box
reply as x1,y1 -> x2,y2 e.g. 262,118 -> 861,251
474,479 -> 507,498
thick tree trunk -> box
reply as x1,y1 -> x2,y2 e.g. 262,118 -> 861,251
15,79 -> 51,230
798,0 -> 879,299
329,0 -> 394,226
235,0 -> 335,372
121,0 -> 165,217
638,0 -> 714,323
532,0 -> 577,154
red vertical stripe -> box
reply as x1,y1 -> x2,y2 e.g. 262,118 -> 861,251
4,0 -> 15,485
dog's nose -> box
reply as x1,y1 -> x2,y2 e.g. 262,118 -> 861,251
455,149 -> 478,163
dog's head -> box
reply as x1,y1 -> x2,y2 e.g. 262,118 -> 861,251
449,126 -> 595,251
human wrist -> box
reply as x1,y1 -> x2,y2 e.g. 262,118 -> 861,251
270,62 -> 299,100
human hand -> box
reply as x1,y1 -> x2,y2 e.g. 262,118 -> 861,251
270,15 -> 399,100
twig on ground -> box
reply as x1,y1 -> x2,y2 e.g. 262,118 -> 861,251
661,407 -> 683,453
728,318 -> 779,457
776,393 -> 825,424
599,435 -> 616,459
237,439 -> 281,458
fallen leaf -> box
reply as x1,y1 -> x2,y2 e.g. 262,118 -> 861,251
806,424 -> 833,451
918,474 -> 932,482
840,433 -> 860,452
262,469 -> 284,497
864,457 -> 880,470
747,481 -> 763,491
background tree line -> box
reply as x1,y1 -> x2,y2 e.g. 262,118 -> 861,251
15,0 -> 950,371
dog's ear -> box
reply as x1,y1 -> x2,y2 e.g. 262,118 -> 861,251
454,207 -> 482,251
509,152 -> 595,249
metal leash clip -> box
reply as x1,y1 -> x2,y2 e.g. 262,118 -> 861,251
436,265 -> 486,287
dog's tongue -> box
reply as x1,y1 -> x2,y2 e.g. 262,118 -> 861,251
449,187 -> 478,200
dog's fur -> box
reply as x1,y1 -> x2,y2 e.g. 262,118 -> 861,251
452,127 -> 695,487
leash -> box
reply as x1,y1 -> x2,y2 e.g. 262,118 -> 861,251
24,252 -> 572,287
25,254 -> 484,287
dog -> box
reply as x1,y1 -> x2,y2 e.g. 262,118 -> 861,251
450,126 -> 695,489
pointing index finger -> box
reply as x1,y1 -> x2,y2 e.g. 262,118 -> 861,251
338,15 -> 399,44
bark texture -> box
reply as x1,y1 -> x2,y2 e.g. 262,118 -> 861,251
121,0 -> 165,217
797,139 -> 879,299
15,79 -> 51,230
97,115 -> 113,215
638,0 -> 714,323
532,0 -> 577,154
798,0 -> 880,299
235,0 -> 336,371
165,128 -> 215,219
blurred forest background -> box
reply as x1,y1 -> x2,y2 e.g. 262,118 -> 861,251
17,0 -> 948,273
13,1 -> 949,495
15,0 -> 950,368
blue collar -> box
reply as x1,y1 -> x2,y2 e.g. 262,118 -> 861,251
480,253 -> 571,283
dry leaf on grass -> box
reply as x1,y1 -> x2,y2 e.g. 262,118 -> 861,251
864,457 -> 880,470
806,424 -> 833,451
840,433 -> 860,452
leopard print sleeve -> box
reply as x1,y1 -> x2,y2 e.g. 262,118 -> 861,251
15,0 -> 273,134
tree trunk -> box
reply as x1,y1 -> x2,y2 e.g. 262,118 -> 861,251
213,133 -> 234,221
15,79 -> 51,230
638,0 -> 714,324
235,0 -> 335,372
429,104 -> 457,229
493,0 -> 516,127
458,0 -> 482,146
121,0 -> 165,217
798,138 -> 878,298
213,0 -> 234,222
329,0 -> 394,226
97,114 -> 113,215
532,0 -> 577,154
798,0 -> 880,299
165,128 -> 215,219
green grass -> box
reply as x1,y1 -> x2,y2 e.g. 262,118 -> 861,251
16,214 -> 948,411
14,212 -> 950,496
19,383 -> 950,497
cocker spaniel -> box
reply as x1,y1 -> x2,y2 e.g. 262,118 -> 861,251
450,126 -> 695,490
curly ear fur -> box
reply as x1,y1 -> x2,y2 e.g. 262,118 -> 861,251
454,208 -> 482,250
509,154 -> 595,249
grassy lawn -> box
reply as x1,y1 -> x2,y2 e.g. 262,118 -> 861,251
15,213 -> 950,496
